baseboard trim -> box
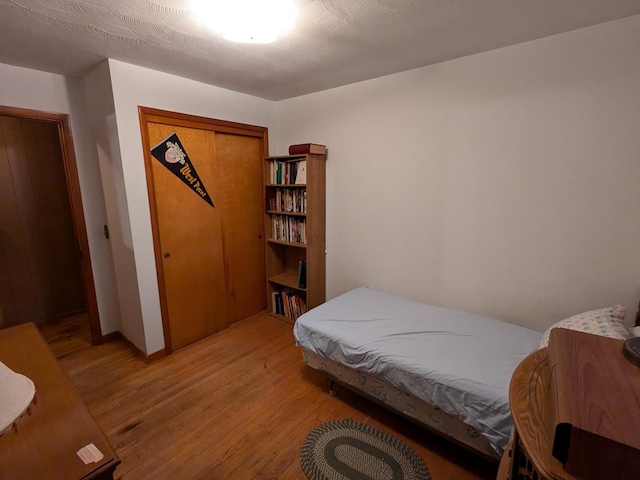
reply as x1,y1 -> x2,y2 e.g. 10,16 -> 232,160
146,349 -> 167,362
103,330 -> 166,364
102,331 -> 121,343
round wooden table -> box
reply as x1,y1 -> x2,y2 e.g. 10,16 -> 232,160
497,348 -> 579,480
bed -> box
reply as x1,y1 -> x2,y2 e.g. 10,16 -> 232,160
293,287 -> 543,461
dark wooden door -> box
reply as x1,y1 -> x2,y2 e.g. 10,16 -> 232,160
0,116 -> 85,328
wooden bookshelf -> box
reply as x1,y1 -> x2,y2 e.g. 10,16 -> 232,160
264,153 -> 326,323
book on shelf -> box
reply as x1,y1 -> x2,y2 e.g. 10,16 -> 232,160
273,290 -> 284,316
271,160 -> 283,184
297,260 -> 307,289
294,161 -> 307,184
288,143 -> 327,155
286,161 -> 297,184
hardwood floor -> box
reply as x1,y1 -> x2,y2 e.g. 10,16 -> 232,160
38,312 -> 92,358
45,312 -> 497,480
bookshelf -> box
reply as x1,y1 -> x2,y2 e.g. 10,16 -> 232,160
264,153 -> 326,323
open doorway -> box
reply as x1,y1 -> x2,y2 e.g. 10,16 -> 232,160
0,105 -> 102,351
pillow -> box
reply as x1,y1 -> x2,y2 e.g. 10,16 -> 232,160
539,305 -> 629,349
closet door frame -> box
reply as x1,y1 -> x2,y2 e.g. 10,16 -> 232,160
0,105 -> 102,343
138,106 -> 269,354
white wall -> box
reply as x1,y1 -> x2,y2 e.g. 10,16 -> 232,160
84,61 -> 139,344
0,63 -> 121,334
107,59 -> 277,354
275,14 -> 640,331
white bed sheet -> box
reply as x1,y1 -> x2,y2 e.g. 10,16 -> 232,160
293,287 -> 542,453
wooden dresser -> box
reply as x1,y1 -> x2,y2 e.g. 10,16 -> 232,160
0,323 -> 120,480
498,329 -> 640,480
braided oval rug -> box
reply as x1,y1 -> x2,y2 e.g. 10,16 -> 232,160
300,418 -> 431,480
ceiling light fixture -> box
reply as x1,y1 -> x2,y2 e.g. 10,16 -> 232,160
190,0 -> 298,44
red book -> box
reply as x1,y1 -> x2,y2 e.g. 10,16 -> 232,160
288,143 -> 327,155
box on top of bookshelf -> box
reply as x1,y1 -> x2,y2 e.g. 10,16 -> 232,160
264,153 -> 326,323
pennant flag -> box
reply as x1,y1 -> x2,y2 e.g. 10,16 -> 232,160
150,132 -> 214,208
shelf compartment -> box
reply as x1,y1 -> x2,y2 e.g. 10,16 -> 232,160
265,155 -> 307,161
265,184 -> 306,188
269,273 -> 306,291
267,210 -> 307,217
266,239 -> 307,248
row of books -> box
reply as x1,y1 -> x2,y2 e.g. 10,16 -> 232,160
268,188 -> 307,213
269,160 -> 307,185
272,289 -> 307,321
271,215 -> 306,244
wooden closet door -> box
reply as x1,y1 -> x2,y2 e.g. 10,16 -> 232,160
0,116 -> 85,328
147,123 -> 228,350
216,133 -> 266,324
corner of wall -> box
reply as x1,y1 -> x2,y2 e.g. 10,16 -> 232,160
83,59 -> 148,352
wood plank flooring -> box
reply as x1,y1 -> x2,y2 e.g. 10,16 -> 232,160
38,312 -> 92,358
42,313 -> 497,480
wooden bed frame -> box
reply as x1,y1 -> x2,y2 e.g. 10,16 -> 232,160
301,348 -> 502,462
302,302 -> 640,464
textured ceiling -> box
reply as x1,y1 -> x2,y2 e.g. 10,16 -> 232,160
0,0 -> 639,100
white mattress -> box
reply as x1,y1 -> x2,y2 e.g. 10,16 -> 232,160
293,287 -> 542,453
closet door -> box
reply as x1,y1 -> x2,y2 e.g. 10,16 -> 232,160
147,122 -> 228,350
142,108 -> 268,353
216,133 -> 266,324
